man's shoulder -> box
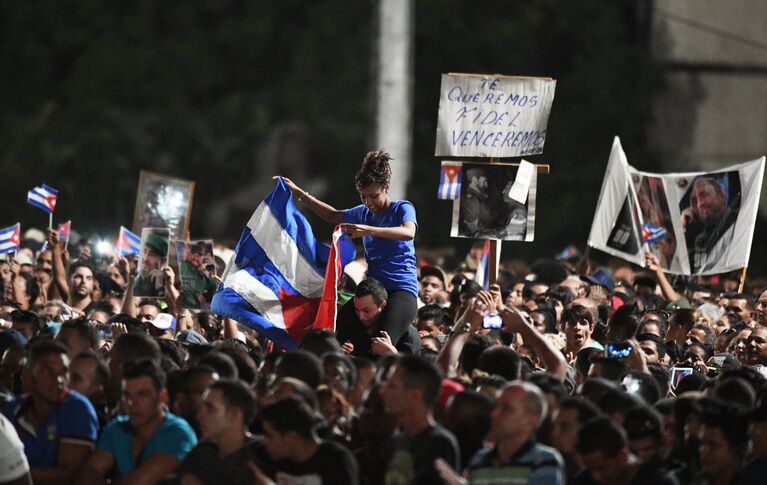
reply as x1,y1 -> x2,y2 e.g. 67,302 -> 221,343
414,425 -> 459,449
60,390 -> 96,413
317,439 -> 355,461
102,415 -> 131,435
524,442 -> 564,466
159,413 -> 195,434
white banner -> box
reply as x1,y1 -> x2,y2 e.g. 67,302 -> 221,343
435,74 -> 557,158
588,137 -> 765,275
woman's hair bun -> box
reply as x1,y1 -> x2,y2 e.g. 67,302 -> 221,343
356,149 -> 392,189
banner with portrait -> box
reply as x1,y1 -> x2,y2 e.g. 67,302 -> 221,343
588,137 -> 765,275
450,162 -> 537,241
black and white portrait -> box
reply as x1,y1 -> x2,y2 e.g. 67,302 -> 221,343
451,163 -> 535,241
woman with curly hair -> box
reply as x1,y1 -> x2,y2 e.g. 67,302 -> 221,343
278,149 -> 418,351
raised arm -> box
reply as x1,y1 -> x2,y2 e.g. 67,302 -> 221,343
276,176 -> 343,225
645,252 -> 680,303
500,306 -> 568,382
48,229 -> 71,303
341,221 -> 415,241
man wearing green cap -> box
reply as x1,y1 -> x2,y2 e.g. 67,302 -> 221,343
134,231 -> 169,298
178,243 -> 217,309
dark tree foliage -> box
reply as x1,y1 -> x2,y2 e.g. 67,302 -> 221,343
0,0 -> 665,267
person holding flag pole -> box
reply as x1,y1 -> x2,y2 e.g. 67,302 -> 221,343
276,149 -> 419,351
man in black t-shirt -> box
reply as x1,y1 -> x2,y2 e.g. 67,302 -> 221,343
574,417 -> 678,485
379,354 -> 460,484
179,379 -> 257,485
255,396 -> 358,484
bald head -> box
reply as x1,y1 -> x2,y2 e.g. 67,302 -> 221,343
570,298 -> 599,323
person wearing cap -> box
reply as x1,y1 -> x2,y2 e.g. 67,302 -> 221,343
419,266 -> 449,307
134,232 -> 168,298
579,270 -> 614,306
147,313 -> 176,340
178,243 -> 217,310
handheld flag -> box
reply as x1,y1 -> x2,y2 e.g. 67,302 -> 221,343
474,239 -> 501,290
116,226 -> 142,257
0,224 -> 21,254
58,221 -> 71,249
211,178 -> 356,350
641,224 -> 668,244
27,184 -> 59,214
438,162 -> 462,200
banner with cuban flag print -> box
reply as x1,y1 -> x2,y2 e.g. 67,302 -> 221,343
211,178 -> 356,350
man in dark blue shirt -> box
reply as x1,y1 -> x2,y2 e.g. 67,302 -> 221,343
2,340 -> 98,484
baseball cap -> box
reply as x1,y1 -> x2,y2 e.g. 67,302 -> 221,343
14,253 -> 34,267
145,233 -> 168,256
580,269 -> 615,293
149,313 -> 176,331
175,329 -> 208,346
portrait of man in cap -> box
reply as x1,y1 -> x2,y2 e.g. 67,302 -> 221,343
176,240 -> 217,309
134,228 -> 171,298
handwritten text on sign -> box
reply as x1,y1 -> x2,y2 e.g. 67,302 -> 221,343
435,74 -> 557,158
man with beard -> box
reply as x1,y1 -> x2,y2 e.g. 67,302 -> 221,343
681,177 -> 738,273
134,233 -> 168,298
460,168 -> 492,238
178,243 -> 217,309
67,263 -> 95,314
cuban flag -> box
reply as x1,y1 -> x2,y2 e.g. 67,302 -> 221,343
474,239 -> 501,290
641,223 -> 668,244
0,224 -> 21,254
116,226 -> 142,257
211,178 -> 356,350
58,221 -> 71,249
27,184 -> 59,214
438,162 -> 463,200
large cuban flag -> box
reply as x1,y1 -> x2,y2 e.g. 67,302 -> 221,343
211,178 -> 356,350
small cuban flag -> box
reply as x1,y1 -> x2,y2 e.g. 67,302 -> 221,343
641,223 -> 668,244
474,239 -> 501,290
58,221 -> 71,249
438,162 -> 462,200
0,224 -> 21,254
27,184 -> 59,214
116,226 -> 142,257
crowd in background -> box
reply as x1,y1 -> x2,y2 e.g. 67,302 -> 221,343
1,226 -> 767,485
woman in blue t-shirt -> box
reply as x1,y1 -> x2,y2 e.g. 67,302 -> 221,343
279,150 -> 419,348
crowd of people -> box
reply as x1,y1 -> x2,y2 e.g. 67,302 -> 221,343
1,151 -> 766,485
